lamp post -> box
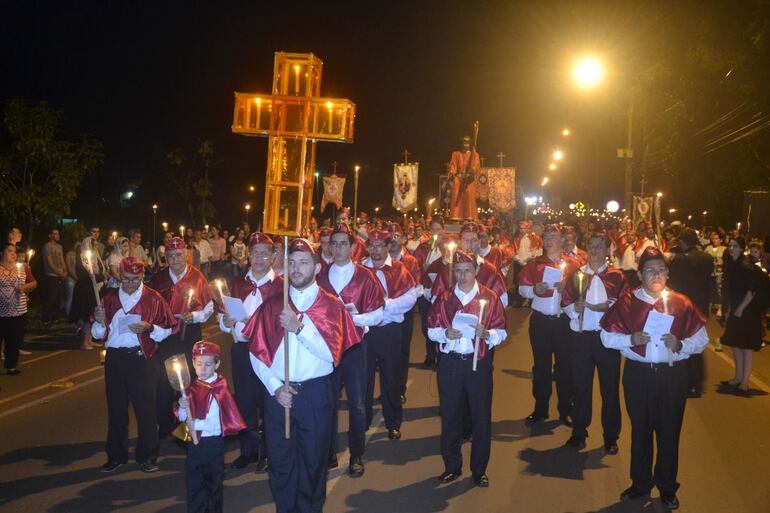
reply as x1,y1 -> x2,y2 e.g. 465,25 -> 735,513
245,203 -> 251,224
152,204 -> 158,248
353,165 -> 360,224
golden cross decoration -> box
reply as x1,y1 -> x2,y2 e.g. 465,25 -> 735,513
232,52 -> 356,236
497,152 -> 506,167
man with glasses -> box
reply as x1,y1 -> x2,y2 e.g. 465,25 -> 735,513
92,257 -> 177,473
413,216 -> 446,368
317,224 -> 385,476
221,232 -> 283,472
601,247 -> 707,510
150,237 -> 214,438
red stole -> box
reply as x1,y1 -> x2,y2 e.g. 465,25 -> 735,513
245,284 -> 361,368
151,267 -> 213,317
565,247 -> 588,266
351,236 -> 368,263
519,254 -> 582,298
426,284 -> 506,361
431,259 -> 507,301
413,242 -> 430,269
365,259 -> 415,299
481,246 -> 504,270
181,374 -> 246,438
530,234 -> 543,252
422,257 -> 445,289
98,286 -> 177,359
562,266 -> 629,306
317,264 -> 385,337
399,251 -> 421,283
600,289 -> 706,357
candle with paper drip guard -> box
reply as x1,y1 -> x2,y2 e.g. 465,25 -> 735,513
661,290 -> 673,367
574,270 -> 588,332
82,249 -> 101,304
216,279 -> 238,343
472,299 -> 488,372
164,355 -> 198,445
15,262 -> 23,288
446,241 -> 457,289
26,249 -> 34,262
181,289 -> 193,340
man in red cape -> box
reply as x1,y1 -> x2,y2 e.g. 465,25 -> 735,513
413,216 -> 446,367
562,226 -> 589,265
219,232 -> 283,471
518,224 -> 582,426
561,232 -> 628,454
175,340 -> 246,513
92,257 -> 177,473
317,224 -> 385,477
427,250 -> 506,488
244,238 -> 360,513
150,236 -> 214,437
600,247 -> 707,510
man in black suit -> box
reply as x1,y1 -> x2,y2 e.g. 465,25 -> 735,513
667,228 -> 714,397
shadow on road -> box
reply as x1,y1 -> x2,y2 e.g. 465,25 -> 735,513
364,432 -> 441,466
518,445 -> 609,480
344,476 -> 473,513
500,368 -> 533,380
568,497 -> 661,513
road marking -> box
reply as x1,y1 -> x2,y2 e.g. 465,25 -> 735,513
19,350 -> 68,366
0,365 -> 103,406
0,375 -> 104,419
707,344 -> 770,394
326,378 -> 412,494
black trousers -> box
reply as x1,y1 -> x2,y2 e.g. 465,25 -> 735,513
155,323 -> 201,436
437,352 -> 493,476
685,352 -> 705,392
623,359 -> 689,495
231,341 -> 267,460
417,297 -> 437,362
528,312 -> 572,418
105,347 -> 159,464
0,314 -> 25,370
186,436 -> 225,513
365,323 -> 403,430
330,338 -> 368,459
400,310 -> 415,394
42,275 -> 63,323
264,375 -> 332,513
570,330 -> 621,441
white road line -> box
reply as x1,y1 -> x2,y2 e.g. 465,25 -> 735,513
707,344 -> 770,394
0,375 -> 104,419
0,365 -> 103,406
326,378 -> 412,494
19,350 -> 68,366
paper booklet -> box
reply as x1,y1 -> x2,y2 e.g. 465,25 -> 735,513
118,314 -> 142,335
643,309 -> 674,346
542,266 -> 563,288
222,295 -> 248,322
452,312 -> 480,340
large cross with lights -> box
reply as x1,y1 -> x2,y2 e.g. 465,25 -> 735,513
232,52 -> 356,235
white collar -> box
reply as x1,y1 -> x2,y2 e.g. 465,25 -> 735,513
581,262 -> 608,275
635,286 -> 668,305
119,283 -> 144,302
331,260 -> 354,271
454,281 -> 480,302
366,254 -> 392,269
170,265 -> 188,283
290,281 -> 319,310
247,268 -> 275,287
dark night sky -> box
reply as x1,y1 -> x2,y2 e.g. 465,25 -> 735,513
2,1 -> 657,228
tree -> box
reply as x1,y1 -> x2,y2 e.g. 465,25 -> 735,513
166,139 -> 218,226
0,98 -> 103,242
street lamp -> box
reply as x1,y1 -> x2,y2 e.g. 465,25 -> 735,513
549,163 -> 557,171
248,185 -> 255,192
541,177 -> 549,186
562,128 -> 571,137
572,56 -> 605,89
552,150 -> 564,161
353,165 -> 361,225
151,204 -> 158,248
426,197 -> 436,215
244,203 -> 251,223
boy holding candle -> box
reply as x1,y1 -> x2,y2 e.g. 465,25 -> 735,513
600,247 -> 707,510
176,341 -> 246,513
427,250 -> 506,487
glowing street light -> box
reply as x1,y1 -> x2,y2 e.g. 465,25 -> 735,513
248,184 -> 255,192
244,203 -> 251,223
562,128 -> 571,137
552,150 -> 564,161
572,56 -> 605,89
656,191 -> 663,198
541,177 -> 549,186
549,163 -> 558,171
668,208 -> 677,214
606,200 -> 620,213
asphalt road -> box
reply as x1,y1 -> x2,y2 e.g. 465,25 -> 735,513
1,309 -> 769,513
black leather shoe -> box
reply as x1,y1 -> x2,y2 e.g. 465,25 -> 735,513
422,356 -> 435,368
660,493 -> 679,510
254,456 -> 268,473
388,428 -> 402,440
139,460 -> 159,473
720,380 -> 738,387
604,441 -> 619,455
619,485 -> 650,501
348,457 -> 365,477
559,415 -> 573,427
687,387 -> 702,398
525,412 -> 549,424
437,470 -> 462,483
734,387 -> 751,398
565,435 -> 586,449
230,455 -> 256,469
328,455 -> 339,469
473,473 -> 489,487
100,461 -> 124,473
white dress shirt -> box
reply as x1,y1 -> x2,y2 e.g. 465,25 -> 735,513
363,255 -> 418,325
250,282 -> 334,395
621,246 -> 638,271
328,261 -> 384,328
563,263 -> 610,332
600,287 -> 709,363
218,269 -> 275,342
427,282 -> 507,354
92,284 -> 172,347
177,373 -> 222,437
518,258 -> 566,316
170,266 -> 214,324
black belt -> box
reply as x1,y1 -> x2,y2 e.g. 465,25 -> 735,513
626,358 -> 684,370
107,346 -> 143,356
445,352 -> 474,361
532,310 -> 561,320
287,374 -> 330,390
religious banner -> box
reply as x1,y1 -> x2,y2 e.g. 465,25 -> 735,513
392,163 -> 418,211
633,195 -> 654,228
321,174 -> 345,212
488,167 -> 516,212
476,167 -> 490,202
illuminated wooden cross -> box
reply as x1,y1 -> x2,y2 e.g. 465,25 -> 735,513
232,52 -> 356,236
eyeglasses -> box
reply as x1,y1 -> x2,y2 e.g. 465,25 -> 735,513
121,277 -> 143,284
250,254 -> 272,260
641,267 -> 668,277
329,241 -> 350,247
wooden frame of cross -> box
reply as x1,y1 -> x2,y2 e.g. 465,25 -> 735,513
232,52 -> 356,236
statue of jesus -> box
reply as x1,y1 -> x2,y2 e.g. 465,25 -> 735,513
448,135 -> 481,220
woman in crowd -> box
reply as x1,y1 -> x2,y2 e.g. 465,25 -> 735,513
0,243 -> 37,375
706,231 -> 727,316
720,236 -> 764,396
106,236 -> 129,289
230,228 -> 248,280
69,237 -> 106,351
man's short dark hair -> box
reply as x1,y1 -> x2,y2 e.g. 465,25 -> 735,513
679,228 -> 699,248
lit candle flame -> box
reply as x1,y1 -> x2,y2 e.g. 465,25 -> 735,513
661,289 -> 669,314
26,249 -> 34,260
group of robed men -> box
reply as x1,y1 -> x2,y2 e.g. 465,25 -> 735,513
89,215 -> 707,512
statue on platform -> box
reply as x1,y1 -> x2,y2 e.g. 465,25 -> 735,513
448,128 -> 481,220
